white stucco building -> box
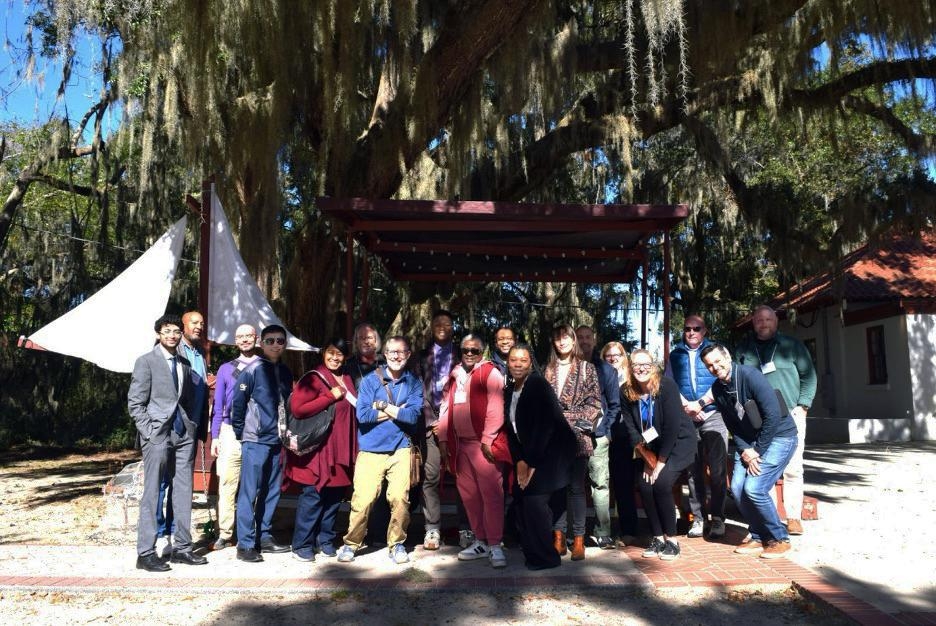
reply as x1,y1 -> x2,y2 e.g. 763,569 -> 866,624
752,232 -> 936,443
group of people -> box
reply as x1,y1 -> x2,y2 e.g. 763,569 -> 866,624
128,305 -> 815,572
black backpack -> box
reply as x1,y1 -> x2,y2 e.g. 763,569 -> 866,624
277,370 -> 336,455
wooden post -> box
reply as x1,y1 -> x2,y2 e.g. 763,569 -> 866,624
641,255 -> 648,349
345,232 -> 355,340
359,255 -> 371,324
663,231 -> 671,365
199,178 -> 213,367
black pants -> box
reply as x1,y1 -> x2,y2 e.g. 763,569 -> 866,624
553,456 -> 587,537
638,460 -> 689,537
609,440 -> 641,536
515,486 -> 567,569
687,429 -> 728,521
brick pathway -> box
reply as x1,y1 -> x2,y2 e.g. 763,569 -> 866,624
1,526 -> 931,626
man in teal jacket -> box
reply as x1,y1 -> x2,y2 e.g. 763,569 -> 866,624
736,305 -> 817,536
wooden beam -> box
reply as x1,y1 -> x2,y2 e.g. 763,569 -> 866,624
350,218 -> 678,233
369,240 -> 644,260
392,272 -> 639,283
319,196 -> 688,220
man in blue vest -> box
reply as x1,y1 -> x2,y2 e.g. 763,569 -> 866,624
666,314 -> 727,539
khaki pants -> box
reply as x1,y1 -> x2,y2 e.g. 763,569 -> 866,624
783,411 -> 807,520
215,423 -> 242,540
343,447 -> 411,550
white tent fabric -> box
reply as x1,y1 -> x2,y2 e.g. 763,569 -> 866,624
26,216 -> 188,373
207,188 -> 315,351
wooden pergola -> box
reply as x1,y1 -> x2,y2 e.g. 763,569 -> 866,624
318,198 -> 688,355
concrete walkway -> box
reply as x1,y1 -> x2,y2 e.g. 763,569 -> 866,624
1,442 -> 934,625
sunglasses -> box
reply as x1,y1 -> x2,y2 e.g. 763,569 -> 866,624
263,337 -> 287,346
684,325 -> 704,332
461,347 -> 482,356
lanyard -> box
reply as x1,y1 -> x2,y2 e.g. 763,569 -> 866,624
640,396 -> 654,431
754,343 -> 778,366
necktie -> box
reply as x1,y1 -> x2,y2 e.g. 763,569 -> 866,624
170,357 -> 185,436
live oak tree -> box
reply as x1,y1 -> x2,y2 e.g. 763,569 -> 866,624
4,0 -> 936,354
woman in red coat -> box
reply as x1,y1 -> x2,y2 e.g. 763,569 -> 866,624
286,337 -> 358,561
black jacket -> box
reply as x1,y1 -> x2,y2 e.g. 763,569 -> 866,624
504,372 -> 577,495
615,376 -> 696,471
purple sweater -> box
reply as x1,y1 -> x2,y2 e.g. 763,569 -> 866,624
210,355 -> 258,439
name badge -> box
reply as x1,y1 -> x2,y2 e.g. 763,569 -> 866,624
454,390 -> 467,404
642,427 -> 659,443
734,400 -> 745,420
761,361 -> 777,374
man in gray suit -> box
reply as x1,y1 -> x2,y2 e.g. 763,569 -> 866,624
128,314 -> 209,571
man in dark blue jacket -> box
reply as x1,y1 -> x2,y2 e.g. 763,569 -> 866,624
701,344 -> 798,560
576,325 -> 621,549
231,324 -> 293,562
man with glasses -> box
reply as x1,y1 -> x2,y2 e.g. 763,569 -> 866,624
575,325 -> 621,550
666,315 -> 728,539
209,323 -> 258,550
128,314 -> 208,571
231,324 -> 293,562
338,336 -> 423,565
155,309 -> 210,557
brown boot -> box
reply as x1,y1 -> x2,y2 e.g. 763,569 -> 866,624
553,531 -> 567,556
571,535 -> 585,561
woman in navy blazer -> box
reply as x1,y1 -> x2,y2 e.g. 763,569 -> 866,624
619,349 -> 696,561
504,345 -> 577,570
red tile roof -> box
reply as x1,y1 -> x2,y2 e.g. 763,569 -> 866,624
774,231 -> 936,312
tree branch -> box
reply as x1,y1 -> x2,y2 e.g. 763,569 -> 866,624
843,95 -> 936,156
342,0 -> 543,198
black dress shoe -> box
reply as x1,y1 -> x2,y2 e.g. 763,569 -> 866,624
259,539 -> 290,554
236,547 -> 264,562
136,553 -> 171,572
170,550 -> 208,565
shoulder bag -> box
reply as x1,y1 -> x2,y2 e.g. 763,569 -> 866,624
278,370 -> 336,455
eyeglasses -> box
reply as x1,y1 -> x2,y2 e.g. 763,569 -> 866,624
684,326 -> 704,333
263,337 -> 287,346
159,330 -> 182,337
385,350 -> 410,357
632,363 -> 653,373
605,352 -> 623,358
235,334 -> 256,340
461,348 -> 482,356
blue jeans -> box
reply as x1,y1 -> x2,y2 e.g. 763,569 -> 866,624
292,484 -> 344,555
236,442 -> 283,550
731,436 -> 797,543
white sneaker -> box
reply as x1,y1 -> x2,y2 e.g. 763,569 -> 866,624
489,544 -> 507,568
687,519 -> 704,538
458,540 -> 491,561
709,517 -> 726,538
390,543 -> 409,564
423,529 -> 441,550
459,529 -> 476,549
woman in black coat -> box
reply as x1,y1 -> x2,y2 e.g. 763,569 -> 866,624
504,344 -> 577,570
619,349 -> 696,561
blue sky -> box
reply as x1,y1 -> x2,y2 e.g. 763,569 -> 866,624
1,1 -> 120,135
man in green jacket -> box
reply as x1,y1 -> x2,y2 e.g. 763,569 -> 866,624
736,305 -> 817,536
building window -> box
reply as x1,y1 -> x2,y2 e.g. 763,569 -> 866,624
866,325 -> 887,385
